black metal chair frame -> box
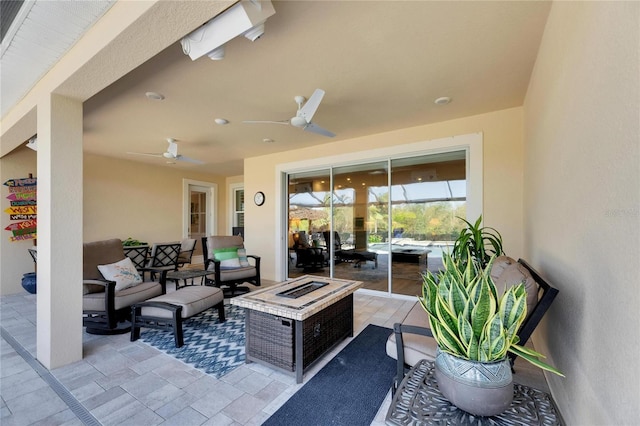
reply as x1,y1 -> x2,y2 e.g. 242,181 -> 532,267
294,247 -> 329,271
201,237 -> 261,297
123,245 -> 150,271
28,247 -> 37,263
177,239 -> 197,268
83,272 -> 170,334
140,243 -> 181,282
130,299 -> 226,348
391,258 -> 559,392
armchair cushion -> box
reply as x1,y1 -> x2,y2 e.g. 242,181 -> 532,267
385,302 -> 437,367
83,238 -> 168,334
212,247 -> 242,268
98,257 -> 143,291
84,238 -> 127,294
202,235 -> 261,296
83,281 -> 163,311
209,265 -> 257,281
490,256 -> 538,319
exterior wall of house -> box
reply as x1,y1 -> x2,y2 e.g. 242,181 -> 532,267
83,153 -> 227,244
524,1 -> 640,423
244,107 -> 525,281
0,152 -> 227,296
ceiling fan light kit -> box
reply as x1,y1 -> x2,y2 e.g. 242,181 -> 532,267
180,0 -> 275,61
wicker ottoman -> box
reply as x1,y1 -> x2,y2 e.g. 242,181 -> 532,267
130,286 -> 225,348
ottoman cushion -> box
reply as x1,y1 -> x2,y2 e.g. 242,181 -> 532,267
142,286 -> 223,319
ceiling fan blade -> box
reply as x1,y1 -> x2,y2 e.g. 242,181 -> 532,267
243,120 -> 290,125
126,152 -> 163,158
304,121 -> 336,137
298,88 -> 325,123
176,155 -> 204,164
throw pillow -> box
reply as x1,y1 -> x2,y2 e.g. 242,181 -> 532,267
213,247 -> 241,269
237,248 -> 250,267
97,257 -> 143,291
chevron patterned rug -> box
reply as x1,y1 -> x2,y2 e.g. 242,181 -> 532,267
139,303 -> 245,378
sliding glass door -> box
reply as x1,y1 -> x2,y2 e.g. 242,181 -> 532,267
286,150 -> 467,296
288,170 -> 331,279
331,162 -> 389,291
388,152 -> 467,296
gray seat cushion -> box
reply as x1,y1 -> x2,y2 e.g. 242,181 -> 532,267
83,281 -> 163,311
208,265 -> 257,280
386,302 -> 437,366
141,286 -> 223,319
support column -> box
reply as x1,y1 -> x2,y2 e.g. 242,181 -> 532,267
36,94 -> 83,368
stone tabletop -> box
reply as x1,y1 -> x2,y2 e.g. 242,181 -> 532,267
230,275 -> 362,321
166,269 -> 211,279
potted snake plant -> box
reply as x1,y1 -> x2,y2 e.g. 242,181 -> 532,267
419,252 -> 563,416
451,215 -> 503,269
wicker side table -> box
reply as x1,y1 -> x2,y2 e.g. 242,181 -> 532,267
386,359 -> 563,425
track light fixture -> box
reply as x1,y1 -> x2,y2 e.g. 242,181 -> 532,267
243,23 -> 265,41
180,0 -> 275,61
207,46 -> 225,60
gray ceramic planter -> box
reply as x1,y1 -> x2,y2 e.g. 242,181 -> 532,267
434,347 -> 513,416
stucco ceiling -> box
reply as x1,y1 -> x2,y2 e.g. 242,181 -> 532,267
6,1 -> 552,177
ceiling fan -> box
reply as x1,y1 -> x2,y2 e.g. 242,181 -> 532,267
243,88 -> 336,137
127,138 -> 204,164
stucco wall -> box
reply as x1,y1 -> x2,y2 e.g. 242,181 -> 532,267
244,107 -> 525,281
0,152 -> 227,296
83,153 -> 227,244
524,2 -> 640,423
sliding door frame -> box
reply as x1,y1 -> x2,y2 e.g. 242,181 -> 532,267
275,132 -> 483,287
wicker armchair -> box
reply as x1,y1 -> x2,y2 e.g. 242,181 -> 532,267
202,235 -> 261,297
83,239 -> 168,334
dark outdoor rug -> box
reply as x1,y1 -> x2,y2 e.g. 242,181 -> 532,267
263,324 -> 395,426
139,303 -> 245,378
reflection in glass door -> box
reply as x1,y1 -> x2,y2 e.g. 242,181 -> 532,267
331,162 -> 389,292
389,152 -> 467,296
285,150 -> 467,296
287,170 -> 331,279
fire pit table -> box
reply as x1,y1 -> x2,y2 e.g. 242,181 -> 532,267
231,275 -> 362,383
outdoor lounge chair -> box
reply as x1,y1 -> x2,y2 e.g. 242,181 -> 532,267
82,238 -> 170,334
293,231 -> 329,271
202,235 -> 261,297
177,238 -> 197,267
386,257 -> 559,392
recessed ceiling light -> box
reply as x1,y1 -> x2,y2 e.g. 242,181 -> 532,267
145,91 -> 165,101
214,118 -> 229,125
263,138 -> 274,143
434,96 -> 451,105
